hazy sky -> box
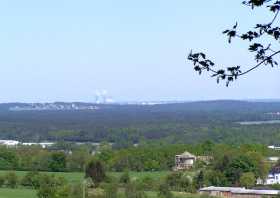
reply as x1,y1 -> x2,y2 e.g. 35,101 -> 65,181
0,0 -> 279,102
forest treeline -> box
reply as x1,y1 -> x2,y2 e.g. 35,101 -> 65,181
0,141 -> 278,173
0,101 -> 279,144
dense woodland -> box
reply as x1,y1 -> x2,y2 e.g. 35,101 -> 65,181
0,101 -> 279,145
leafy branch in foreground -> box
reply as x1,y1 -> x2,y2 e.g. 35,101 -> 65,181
188,0 -> 280,86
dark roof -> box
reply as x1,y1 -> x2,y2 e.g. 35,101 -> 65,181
270,166 -> 280,174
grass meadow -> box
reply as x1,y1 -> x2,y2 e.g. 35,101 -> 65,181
0,170 -> 200,198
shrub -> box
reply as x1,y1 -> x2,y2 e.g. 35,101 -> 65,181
0,176 -> 4,187
119,171 -> 130,184
104,182 -> 118,198
21,171 -> 41,189
125,181 -> 147,198
85,159 -> 106,187
5,172 -> 18,188
158,183 -> 173,198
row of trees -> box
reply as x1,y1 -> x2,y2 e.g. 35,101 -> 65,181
0,141 -> 277,173
0,145 -> 92,172
95,142 -> 275,173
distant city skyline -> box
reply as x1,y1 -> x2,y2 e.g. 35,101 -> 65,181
0,1 -> 279,102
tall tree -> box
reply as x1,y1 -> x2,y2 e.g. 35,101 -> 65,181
85,159 -> 106,187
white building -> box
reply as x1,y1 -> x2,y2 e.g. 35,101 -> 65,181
265,166 -> 280,185
174,151 -> 196,170
22,142 -> 55,148
258,166 -> 280,185
268,145 -> 280,150
0,140 -> 20,147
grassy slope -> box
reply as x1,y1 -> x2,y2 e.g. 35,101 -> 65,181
0,171 -> 84,184
0,171 -> 201,198
110,171 -> 170,180
0,170 -> 173,183
0,188 -> 36,198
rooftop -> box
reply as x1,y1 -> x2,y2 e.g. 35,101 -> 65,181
200,186 -> 280,195
176,151 -> 196,158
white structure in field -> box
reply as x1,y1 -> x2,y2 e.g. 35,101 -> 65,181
0,139 -> 55,149
174,151 -> 196,170
0,140 -> 20,147
22,142 -> 55,148
174,151 -> 213,171
268,145 -> 280,150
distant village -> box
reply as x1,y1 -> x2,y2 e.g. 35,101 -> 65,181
9,103 -> 99,111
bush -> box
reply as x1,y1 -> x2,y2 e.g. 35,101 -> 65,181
239,172 -> 256,188
5,172 -> 18,188
165,172 -> 193,192
139,176 -> 158,191
21,171 -> 41,189
86,159 -> 106,187
104,182 -> 118,198
36,174 -> 69,198
125,181 -> 147,198
158,183 -> 173,198
0,176 -> 4,187
119,171 -> 130,184
70,183 -> 84,198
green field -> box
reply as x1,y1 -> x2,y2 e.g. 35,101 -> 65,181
0,171 -> 84,184
0,188 -> 36,198
0,170 -> 174,183
0,170 -> 198,198
110,171 -> 171,181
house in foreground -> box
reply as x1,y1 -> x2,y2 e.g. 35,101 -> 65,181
199,186 -> 280,198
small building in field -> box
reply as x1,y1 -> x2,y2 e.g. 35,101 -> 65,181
199,186 -> 280,198
174,151 -> 196,170
174,151 -> 213,171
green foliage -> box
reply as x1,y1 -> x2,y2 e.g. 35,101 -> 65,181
210,148 -> 267,186
21,171 -> 41,189
0,148 -> 18,170
239,172 -> 256,188
125,181 -> 147,198
0,101 -> 280,145
165,172 -> 193,192
138,176 -> 158,191
204,170 -> 228,186
86,159 -> 106,187
119,171 -> 130,184
69,183 -> 83,198
158,183 -> 173,198
48,152 -> 67,172
0,175 -> 4,187
193,171 -> 204,190
36,174 -> 69,198
5,172 -> 18,188
104,182 -> 118,198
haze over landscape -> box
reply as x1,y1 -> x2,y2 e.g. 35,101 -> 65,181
0,0 -> 279,102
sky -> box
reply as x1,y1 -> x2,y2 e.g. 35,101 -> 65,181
0,0 -> 279,102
